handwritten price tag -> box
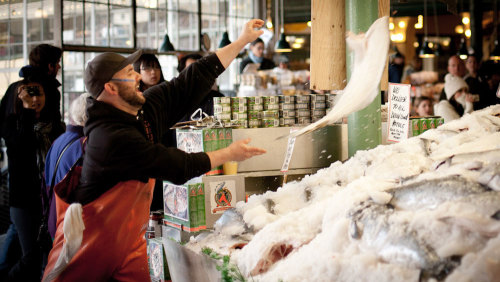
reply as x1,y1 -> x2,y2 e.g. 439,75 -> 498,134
387,83 -> 411,142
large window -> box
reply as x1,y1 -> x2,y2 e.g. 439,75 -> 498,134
0,0 -> 57,96
0,0 -> 257,120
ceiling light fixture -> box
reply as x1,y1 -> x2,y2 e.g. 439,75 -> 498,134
419,0 -> 435,58
275,0 -> 291,52
218,1 -> 231,48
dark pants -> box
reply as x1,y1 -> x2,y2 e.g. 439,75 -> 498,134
6,207 -> 41,281
0,223 -> 21,272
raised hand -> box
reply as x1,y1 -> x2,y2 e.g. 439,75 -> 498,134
238,19 -> 265,45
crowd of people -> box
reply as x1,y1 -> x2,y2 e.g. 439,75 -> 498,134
389,51 -> 500,122
0,19 -> 267,281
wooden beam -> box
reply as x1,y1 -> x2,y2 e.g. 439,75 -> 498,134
310,0 -> 346,91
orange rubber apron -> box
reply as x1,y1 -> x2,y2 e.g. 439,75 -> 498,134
43,178 -> 155,281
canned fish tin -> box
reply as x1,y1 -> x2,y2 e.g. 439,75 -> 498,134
279,103 -> 295,110
264,103 -> 279,110
263,96 -> 279,104
295,94 -> 311,103
311,109 -> 326,117
232,119 -> 248,128
231,104 -> 248,112
248,104 -> 264,111
296,109 -> 311,117
214,104 -> 231,114
248,111 -> 261,119
418,118 -> 428,133
430,117 -> 437,129
247,96 -> 263,104
311,116 -> 323,123
310,94 -> 326,102
214,97 -> 231,104
310,102 -> 326,109
248,119 -> 261,128
437,117 -> 444,127
295,102 -> 310,110
262,119 -> 279,127
232,112 -> 248,120
325,94 -> 336,102
279,117 -> 295,127
262,110 -> 279,119
279,110 -> 296,118
231,97 -> 247,105
411,118 -> 420,136
296,117 -> 311,124
215,113 -> 231,120
424,118 -> 433,132
279,95 -> 296,104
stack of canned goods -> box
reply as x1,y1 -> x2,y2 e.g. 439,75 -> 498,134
310,94 -> 327,123
410,116 -> 444,136
262,96 -> 279,127
248,96 -> 264,128
278,95 -> 296,126
231,97 -> 248,128
325,93 -> 336,114
295,94 -> 311,125
213,97 -> 231,124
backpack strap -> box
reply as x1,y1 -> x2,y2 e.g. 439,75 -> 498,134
42,137 -> 81,218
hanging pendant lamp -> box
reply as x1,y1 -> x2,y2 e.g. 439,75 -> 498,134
419,40 -> 435,58
457,38 -> 468,60
490,40 -> 500,61
218,2 -> 231,49
218,31 -> 232,48
419,0 -> 434,58
275,32 -> 292,52
274,0 -> 291,53
159,34 -> 175,52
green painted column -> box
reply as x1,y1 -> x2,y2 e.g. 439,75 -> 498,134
346,0 -> 382,158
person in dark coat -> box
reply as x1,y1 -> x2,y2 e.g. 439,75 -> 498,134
239,38 -> 275,73
43,19 -> 266,281
0,44 -> 64,281
0,66 -> 65,281
177,53 -> 225,119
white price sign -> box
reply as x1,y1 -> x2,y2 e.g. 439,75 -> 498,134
387,83 -> 411,143
281,129 -> 298,172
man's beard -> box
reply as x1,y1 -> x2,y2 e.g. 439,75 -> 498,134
117,83 -> 145,107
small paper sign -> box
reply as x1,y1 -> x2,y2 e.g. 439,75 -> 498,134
281,129 -> 298,172
387,83 -> 411,142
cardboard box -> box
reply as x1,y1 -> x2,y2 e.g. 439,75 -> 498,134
163,181 -> 199,232
202,174 -> 246,228
163,176 -> 207,233
148,238 -> 170,281
176,128 -> 223,175
196,183 -> 206,229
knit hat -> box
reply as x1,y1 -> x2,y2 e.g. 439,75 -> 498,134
84,49 -> 143,98
444,73 -> 468,100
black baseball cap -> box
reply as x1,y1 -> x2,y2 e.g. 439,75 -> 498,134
84,49 -> 143,98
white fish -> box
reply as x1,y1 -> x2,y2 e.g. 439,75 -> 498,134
287,16 -> 389,139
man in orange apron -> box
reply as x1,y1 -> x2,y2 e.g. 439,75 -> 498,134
43,19 -> 266,281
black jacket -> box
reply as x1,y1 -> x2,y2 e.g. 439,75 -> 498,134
239,56 -> 275,74
0,81 -> 64,209
76,54 -> 225,205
